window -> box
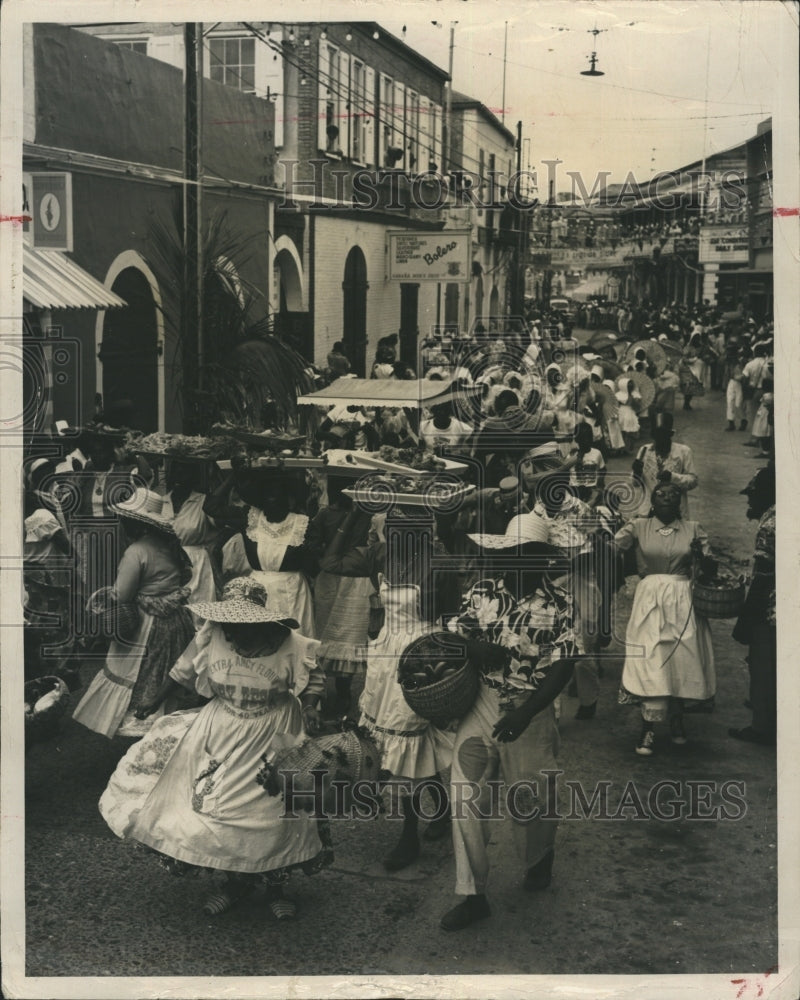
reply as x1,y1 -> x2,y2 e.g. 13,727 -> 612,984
324,45 -> 343,152
115,39 -> 149,55
407,92 -> 420,171
208,36 -> 256,93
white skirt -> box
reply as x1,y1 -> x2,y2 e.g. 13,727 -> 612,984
622,574 -> 715,700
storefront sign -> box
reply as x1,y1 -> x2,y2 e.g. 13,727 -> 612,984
29,172 -> 73,251
698,224 -> 749,264
387,229 -> 471,282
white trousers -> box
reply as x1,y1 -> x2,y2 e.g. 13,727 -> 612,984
450,683 -> 560,896
726,380 -> 744,423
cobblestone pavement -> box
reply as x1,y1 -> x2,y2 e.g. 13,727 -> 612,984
21,379 -> 777,985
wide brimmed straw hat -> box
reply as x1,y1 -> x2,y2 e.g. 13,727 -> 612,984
468,512 -> 561,553
111,487 -> 177,536
189,576 -> 299,627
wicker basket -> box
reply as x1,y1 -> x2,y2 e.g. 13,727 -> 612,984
692,577 -> 746,619
398,631 -> 478,724
87,587 -> 140,641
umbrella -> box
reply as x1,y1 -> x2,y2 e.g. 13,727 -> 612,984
624,340 -> 667,377
588,331 -> 620,351
658,340 -> 684,368
629,371 -> 655,414
592,382 -> 619,420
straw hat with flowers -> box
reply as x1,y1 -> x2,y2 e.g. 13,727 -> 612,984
189,576 -> 300,628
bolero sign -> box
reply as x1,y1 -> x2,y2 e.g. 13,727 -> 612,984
387,229 -> 471,283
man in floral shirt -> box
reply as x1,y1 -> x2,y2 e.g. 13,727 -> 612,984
440,512 -> 577,931
730,463 -> 776,745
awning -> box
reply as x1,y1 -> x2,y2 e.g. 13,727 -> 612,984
297,377 -> 479,409
571,278 -> 609,303
23,245 -> 127,310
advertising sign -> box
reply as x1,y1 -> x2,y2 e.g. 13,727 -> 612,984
387,229 -> 471,283
698,224 -> 749,264
29,172 -> 73,251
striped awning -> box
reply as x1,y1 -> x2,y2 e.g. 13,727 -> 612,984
23,245 -> 127,310
297,377 -> 480,409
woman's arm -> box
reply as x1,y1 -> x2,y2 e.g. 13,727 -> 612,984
134,677 -> 183,719
111,545 -> 144,604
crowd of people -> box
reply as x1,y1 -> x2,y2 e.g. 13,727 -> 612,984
22,303 -> 776,933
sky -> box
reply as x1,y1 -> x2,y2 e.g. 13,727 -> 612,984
373,0 -> 791,191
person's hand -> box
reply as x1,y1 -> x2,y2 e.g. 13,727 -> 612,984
657,469 -> 672,483
631,459 -> 644,476
134,701 -> 159,720
302,704 -> 321,735
492,705 -> 534,743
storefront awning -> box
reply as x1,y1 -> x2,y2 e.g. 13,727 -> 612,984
23,245 -> 127,310
297,377 -> 479,409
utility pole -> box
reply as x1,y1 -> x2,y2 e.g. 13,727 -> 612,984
443,23 -> 455,174
501,22 -> 508,126
183,23 -> 203,432
542,178 -> 554,307
511,120 -> 523,316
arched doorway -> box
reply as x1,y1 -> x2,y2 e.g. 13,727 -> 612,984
273,242 -> 310,357
98,267 -> 159,431
474,274 -> 484,329
489,285 -> 500,322
342,247 -> 368,376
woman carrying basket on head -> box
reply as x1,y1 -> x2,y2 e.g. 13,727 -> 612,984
614,482 -> 716,756
72,488 -> 196,740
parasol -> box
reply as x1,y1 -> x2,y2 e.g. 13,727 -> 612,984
629,371 -> 655,414
592,382 -> 619,420
625,340 -> 667,377
658,340 -> 684,368
588,331 -> 620,351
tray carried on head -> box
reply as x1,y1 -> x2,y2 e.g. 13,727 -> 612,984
343,474 -> 475,510
213,426 -> 307,452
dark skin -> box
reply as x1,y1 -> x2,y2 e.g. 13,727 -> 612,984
650,487 -> 717,578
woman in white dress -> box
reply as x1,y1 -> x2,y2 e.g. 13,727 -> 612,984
206,470 -> 317,637
162,459 -> 220,604
98,576 -> 328,920
359,507 -> 456,871
614,482 -> 716,756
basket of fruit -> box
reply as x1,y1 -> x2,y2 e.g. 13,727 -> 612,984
398,631 -> 479,724
692,569 -> 746,619
25,675 -> 70,747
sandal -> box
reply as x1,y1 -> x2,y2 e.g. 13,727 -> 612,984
268,898 -> 297,921
202,883 -> 251,916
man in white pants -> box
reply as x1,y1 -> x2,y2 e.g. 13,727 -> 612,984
440,513 -> 577,931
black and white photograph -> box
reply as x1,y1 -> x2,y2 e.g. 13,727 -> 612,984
1,0 -> 799,997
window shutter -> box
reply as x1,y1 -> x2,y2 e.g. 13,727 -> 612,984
364,66 -> 376,166
318,44 -> 330,151
259,29 -> 283,146
395,82 -> 406,169
419,97 -> 430,172
340,51 -> 351,157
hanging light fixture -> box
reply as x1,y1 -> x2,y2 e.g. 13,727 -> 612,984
345,26 -> 353,41
288,26 -> 296,43
373,29 -> 380,40
580,26 -> 606,76
320,25 -> 327,40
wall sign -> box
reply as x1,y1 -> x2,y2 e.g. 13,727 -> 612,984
30,172 -> 73,251
698,224 -> 749,264
387,229 -> 471,283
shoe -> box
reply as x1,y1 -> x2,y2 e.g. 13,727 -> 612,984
422,814 -> 452,842
575,702 -> 597,720
739,421 -> 748,431
635,726 -> 656,756
523,850 -> 554,891
728,726 -> 775,746
440,895 -> 491,931
725,422 -> 735,432
670,715 -> 687,745
383,837 -> 420,871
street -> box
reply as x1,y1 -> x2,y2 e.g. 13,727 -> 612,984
24,382 -> 777,980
